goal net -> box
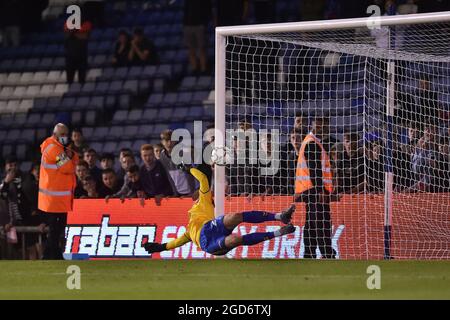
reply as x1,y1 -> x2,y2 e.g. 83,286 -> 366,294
214,12 -> 450,259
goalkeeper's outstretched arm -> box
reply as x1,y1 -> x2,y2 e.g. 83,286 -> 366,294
145,232 -> 191,253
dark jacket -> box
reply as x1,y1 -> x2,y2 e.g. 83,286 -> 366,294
139,161 -> 173,197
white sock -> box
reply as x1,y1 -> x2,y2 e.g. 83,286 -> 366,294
274,214 -> 281,221
274,229 -> 282,237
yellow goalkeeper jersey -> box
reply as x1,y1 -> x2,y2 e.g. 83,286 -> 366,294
166,168 -> 214,250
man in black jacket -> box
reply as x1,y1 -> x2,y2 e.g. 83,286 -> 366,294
139,144 -> 173,204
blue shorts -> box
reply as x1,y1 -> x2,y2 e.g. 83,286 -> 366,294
199,215 -> 232,255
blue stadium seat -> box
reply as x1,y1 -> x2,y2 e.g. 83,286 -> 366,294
0,130 -> 7,141
177,91 -> 194,106
103,141 -> 118,154
5,129 -> 21,143
82,127 -> 95,140
77,96 -> 91,110
141,109 -> 158,123
123,80 -> 139,95
93,126 -> 110,141
108,126 -> 125,140
112,110 -> 128,124
188,106 -> 204,120
136,124 -> 154,139
19,129 -> 35,143
161,92 -> 177,107
127,109 -> 143,124
158,108 -> 173,121
71,111 -> 83,126
179,76 -> 196,91
85,110 -> 97,126
41,113 -> 56,127
26,113 -> 41,128
147,93 -> 164,107
89,96 -> 105,109
117,140 -> 133,151
16,144 -> 27,160
123,126 -> 139,139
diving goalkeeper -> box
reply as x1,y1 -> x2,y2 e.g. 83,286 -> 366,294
144,165 -> 296,256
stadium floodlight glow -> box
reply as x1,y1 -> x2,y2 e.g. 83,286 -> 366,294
215,12 -> 450,259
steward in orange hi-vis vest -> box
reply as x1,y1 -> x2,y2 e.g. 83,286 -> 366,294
38,125 -> 79,213
295,133 -> 334,195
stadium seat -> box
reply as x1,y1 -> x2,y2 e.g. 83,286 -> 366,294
127,109 -> 143,124
146,93 -> 164,107
112,110 -> 128,124
103,141 -> 118,154
136,124 -> 154,139
41,113 -> 56,127
141,108 -> 158,123
19,129 -> 35,143
108,126 -> 125,140
93,126 -> 110,141
85,110 -> 97,126
123,126 -> 139,139
5,129 -> 21,143
26,113 -> 41,128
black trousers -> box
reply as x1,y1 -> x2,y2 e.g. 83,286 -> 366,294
304,196 -> 336,259
65,57 -> 87,84
42,213 -> 67,260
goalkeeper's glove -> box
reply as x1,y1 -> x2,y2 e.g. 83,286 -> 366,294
144,242 -> 167,253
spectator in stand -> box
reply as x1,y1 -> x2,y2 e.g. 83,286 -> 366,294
112,30 -> 131,67
407,123 -> 440,192
0,0 -> 23,47
117,153 -> 135,183
299,0 -> 327,21
99,153 -> 115,170
294,111 -> 309,140
255,132 -> 281,195
433,136 -> 450,192
100,169 -> 122,196
280,128 -> 303,195
154,144 -> 164,160
183,0 -> 212,75
0,156 -> 44,259
83,148 -> 102,184
394,122 -> 419,189
63,9 -> 92,84
159,130 -> 196,197
80,175 -> 104,199
74,160 -> 89,198
364,141 -> 385,192
108,165 -> 146,206
128,27 -> 159,66
334,132 -> 365,193
140,144 -> 174,203
70,128 -> 89,158
416,75 -> 440,126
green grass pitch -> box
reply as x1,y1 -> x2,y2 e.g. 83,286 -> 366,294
0,260 -> 449,299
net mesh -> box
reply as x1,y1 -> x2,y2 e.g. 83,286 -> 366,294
221,19 -> 450,259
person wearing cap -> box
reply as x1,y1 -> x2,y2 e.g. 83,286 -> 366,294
294,116 -> 336,259
38,123 -> 79,259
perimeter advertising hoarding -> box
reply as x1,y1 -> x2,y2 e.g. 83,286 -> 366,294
65,194 -> 450,259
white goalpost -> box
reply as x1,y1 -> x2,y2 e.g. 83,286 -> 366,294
214,12 -> 450,260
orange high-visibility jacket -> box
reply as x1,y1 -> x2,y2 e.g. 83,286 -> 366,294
38,136 -> 79,213
295,133 -> 334,194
